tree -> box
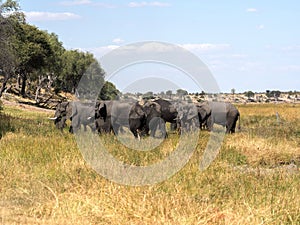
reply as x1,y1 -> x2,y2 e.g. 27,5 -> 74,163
142,91 -> 154,100
0,0 -> 25,97
231,88 -> 236,95
13,23 -> 54,97
57,50 -> 102,94
244,90 -> 254,98
34,32 -> 65,102
166,90 -> 172,98
176,89 -> 188,97
99,81 -> 120,100
270,90 -> 281,99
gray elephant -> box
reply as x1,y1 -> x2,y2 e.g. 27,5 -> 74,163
153,98 -> 178,136
176,102 -> 199,132
206,102 -> 240,133
50,101 -> 96,133
128,101 -> 147,138
142,101 -> 165,138
71,101 -> 96,133
195,102 -> 211,130
95,100 -> 113,134
49,101 -> 73,132
95,100 -> 146,138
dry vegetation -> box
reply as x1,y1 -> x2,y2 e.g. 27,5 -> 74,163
0,102 -> 300,224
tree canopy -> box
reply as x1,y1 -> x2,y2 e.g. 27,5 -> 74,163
0,0 -> 119,103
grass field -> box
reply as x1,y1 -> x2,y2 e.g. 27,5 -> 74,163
0,102 -> 300,224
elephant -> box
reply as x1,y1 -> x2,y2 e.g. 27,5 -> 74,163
176,102 -> 199,132
50,101 -> 96,133
206,102 -> 240,133
49,101 -> 72,132
195,102 -> 211,130
95,100 -> 113,134
153,98 -> 178,135
71,101 -> 96,133
95,100 -> 146,138
142,101 -> 165,138
128,101 -> 147,139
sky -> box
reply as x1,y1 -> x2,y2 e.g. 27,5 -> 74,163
18,0 -> 300,93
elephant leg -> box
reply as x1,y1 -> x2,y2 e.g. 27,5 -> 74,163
206,117 -> 213,131
226,120 -> 233,133
129,120 -> 140,139
130,127 -> 138,138
159,121 -> 167,138
69,125 -> 73,133
170,123 -> 177,132
230,118 -> 238,133
113,124 -> 120,135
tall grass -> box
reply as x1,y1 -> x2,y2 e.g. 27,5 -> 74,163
0,103 -> 299,224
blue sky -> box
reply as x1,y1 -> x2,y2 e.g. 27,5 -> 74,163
19,0 -> 300,93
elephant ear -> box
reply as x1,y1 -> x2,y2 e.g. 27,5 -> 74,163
65,102 -> 73,119
70,101 -> 78,119
129,103 -> 143,119
197,107 -> 206,120
187,106 -> 198,120
152,102 -> 161,113
98,102 -> 107,121
169,104 -> 177,114
149,102 -> 161,114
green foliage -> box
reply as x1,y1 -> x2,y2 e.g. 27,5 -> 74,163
166,90 -> 172,97
266,90 -> 281,98
231,88 -> 236,95
56,50 -> 105,94
0,0 -> 22,83
176,89 -> 188,96
142,91 -> 154,100
0,0 -> 115,100
0,0 -> 25,22
15,24 -> 53,71
99,81 -> 120,100
244,90 -> 255,98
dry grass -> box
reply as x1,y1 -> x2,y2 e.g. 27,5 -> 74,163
0,103 -> 300,224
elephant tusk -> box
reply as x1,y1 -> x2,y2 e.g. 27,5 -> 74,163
87,116 -> 93,120
48,117 -> 58,120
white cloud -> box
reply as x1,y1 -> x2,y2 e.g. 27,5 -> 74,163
60,0 -> 116,8
60,0 -> 92,6
86,45 -> 120,59
112,38 -> 125,44
257,24 -> 265,30
128,1 -> 171,8
179,43 -> 231,53
281,45 -> 300,51
247,8 -> 258,13
278,65 -> 300,72
25,11 -> 81,21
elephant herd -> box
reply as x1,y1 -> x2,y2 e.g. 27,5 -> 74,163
49,98 -> 240,138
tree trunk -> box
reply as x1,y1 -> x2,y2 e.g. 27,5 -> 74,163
21,73 -> 27,97
0,73 -> 9,98
35,75 -> 47,103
